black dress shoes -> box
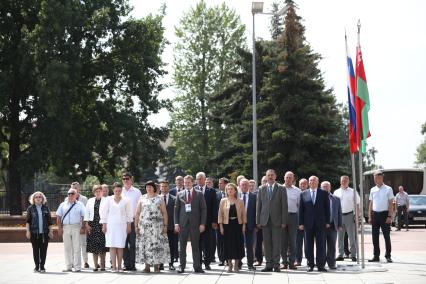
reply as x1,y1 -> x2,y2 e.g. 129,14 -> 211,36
273,266 -> 280,272
335,256 -> 344,261
194,268 -> 205,273
386,257 -> 393,263
177,266 -> 185,273
368,257 -> 380,262
169,263 -> 175,271
204,264 -> 211,270
159,264 -> 164,270
261,267 -> 273,272
329,266 -> 337,270
318,267 -> 327,272
352,257 -> 357,262
307,267 -> 314,272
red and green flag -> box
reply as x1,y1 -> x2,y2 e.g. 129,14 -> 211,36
355,39 -> 370,154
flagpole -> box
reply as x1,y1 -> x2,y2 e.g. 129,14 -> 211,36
357,19 -> 366,269
351,153 -> 360,265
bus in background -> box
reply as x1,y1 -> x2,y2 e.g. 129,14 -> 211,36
362,168 -> 426,221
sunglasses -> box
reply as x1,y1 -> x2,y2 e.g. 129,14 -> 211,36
122,177 -> 130,181
67,192 -> 76,195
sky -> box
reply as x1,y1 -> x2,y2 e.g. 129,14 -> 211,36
130,0 -> 426,169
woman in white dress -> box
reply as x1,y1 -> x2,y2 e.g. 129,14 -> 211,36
100,182 -> 133,272
135,181 -> 170,273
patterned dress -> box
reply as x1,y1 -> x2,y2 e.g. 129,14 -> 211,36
87,199 -> 108,254
136,195 -> 170,265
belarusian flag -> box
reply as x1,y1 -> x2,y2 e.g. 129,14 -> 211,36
355,38 -> 370,154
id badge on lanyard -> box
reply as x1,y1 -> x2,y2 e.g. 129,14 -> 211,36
185,203 -> 192,212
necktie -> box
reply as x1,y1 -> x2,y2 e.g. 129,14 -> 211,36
312,190 -> 316,204
188,190 -> 192,203
164,194 -> 167,205
329,196 -> 333,223
243,193 -> 247,206
268,186 -> 272,200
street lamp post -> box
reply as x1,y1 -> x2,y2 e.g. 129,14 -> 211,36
251,2 -> 288,184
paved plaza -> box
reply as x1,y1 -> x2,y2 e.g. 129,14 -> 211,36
1,225 -> 426,284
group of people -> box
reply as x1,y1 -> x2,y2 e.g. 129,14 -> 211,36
25,169 -> 397,274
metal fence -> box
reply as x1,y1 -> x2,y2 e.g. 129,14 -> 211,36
0,183 -> 147,215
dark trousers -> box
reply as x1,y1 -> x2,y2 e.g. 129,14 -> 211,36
344,231 -> 350,256
244,229 -> 255,266
123,222 -> 136,269
210,228 -> 217,262
167,229 -> 179,264
255,229 -> 263,263
179,226 -> 201,269
325,225 -> 337,268
372,211 -> 391,258
199,225 -> 214,265
304,225 -> 326,269
397,205 -> 409,229
30,233 -> 49,269
216,229 -> 225,262
296,229 -> 304,263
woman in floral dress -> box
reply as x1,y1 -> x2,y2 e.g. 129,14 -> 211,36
135,181 -> 170,273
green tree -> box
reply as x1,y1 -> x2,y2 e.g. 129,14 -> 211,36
415,122 -> 426,168
0,0 -> 168,214
213,0 -> 349,185
170,0 -> 246,175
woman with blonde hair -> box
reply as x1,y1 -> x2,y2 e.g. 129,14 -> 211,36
218,183 -> 246,272
84,184 -> 108,271
26,191 -> 54,273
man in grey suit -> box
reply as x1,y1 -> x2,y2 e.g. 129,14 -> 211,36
322,181 -> 342,270
174,175 -> 207,273
256,169 -> 288,272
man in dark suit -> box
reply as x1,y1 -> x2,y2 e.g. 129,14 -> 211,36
174,175 -> 207,273
299,176 -> 330,272
160,180 -> 178,271
215,177 -> 229,266
256,169 -> 288,272
169,175 -> 184,196
321,181 -> 342,270
240,178 -> 257,270
195,172 -> 217,270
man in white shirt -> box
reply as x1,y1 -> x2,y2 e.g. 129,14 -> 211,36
57,188 -> 86,272
70,182 -> 89,268
281,171 -> 301,270
121,172 -> 141,271
395,186 -> 410,231
333,175 -> 360,262
368,170 -> 394,263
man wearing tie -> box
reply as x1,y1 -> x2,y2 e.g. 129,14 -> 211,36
256,169 -> 288,272
174,175 -> 207,273
240,178 -> 257,271
169,176 -> 184,196
216,177 -> 229,266
195,172 -> 217,270
321,181 -> 342,270
299,176 -> 330,272
160,180 -> 178,271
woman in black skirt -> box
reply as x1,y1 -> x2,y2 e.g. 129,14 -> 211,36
84,184 -> 108,271
218,183 -> 246,272
26,191 -> 54,273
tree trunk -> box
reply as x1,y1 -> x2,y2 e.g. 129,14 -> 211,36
8,97 -> 22,215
